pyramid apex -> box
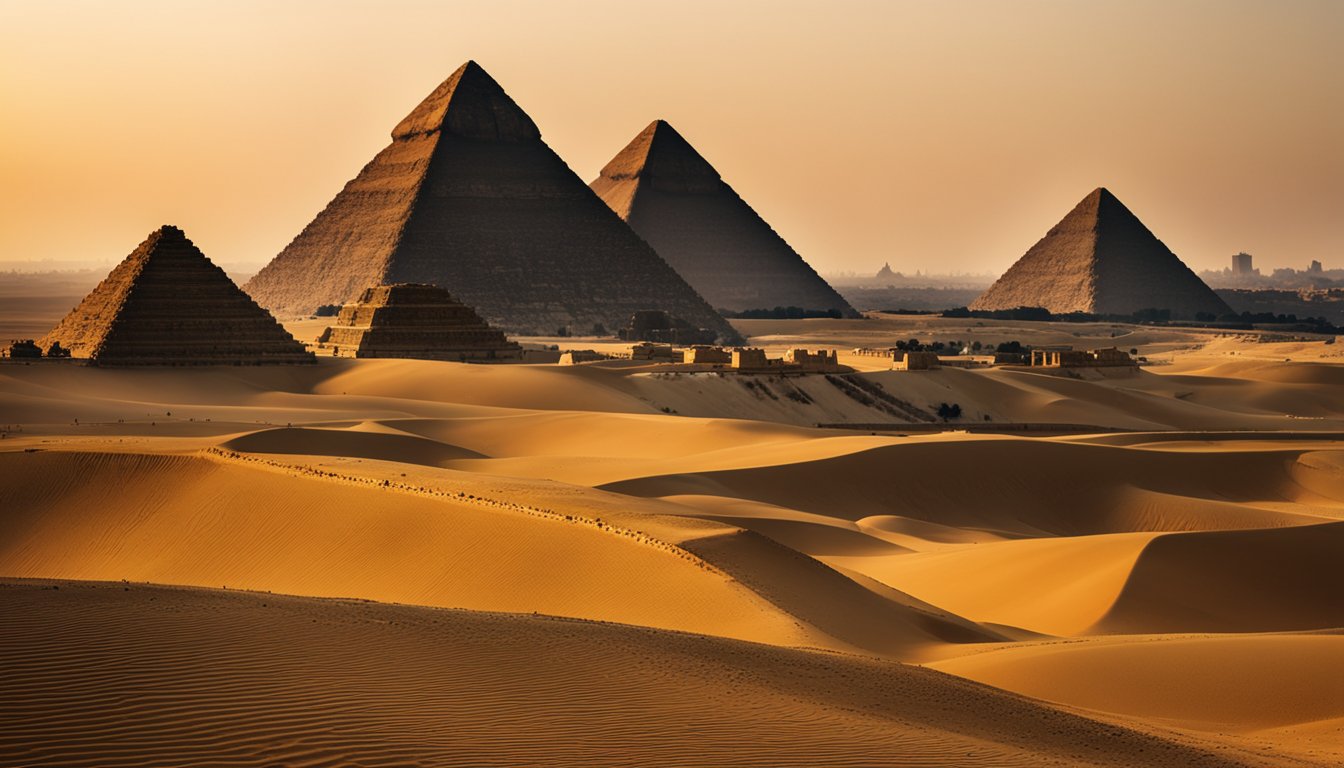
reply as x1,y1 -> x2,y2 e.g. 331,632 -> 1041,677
392,60 -> 539,142
596,118 -> 719,187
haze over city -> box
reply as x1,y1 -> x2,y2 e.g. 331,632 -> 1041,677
2,0 -> 1340,274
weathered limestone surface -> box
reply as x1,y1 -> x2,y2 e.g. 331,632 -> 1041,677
244,62 -> 738,343
970,188 -> 1231,318
591,120 -> 856,317
37,227 -> 313,365
316,283 -> 521,361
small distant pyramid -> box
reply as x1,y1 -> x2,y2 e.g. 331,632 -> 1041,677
38,226 -> 313,365
876,262 -> 897,280
591,120 -> 856,317
244,62 -> 738,343
316,283 -> 522,361
970,188 -> 1231,318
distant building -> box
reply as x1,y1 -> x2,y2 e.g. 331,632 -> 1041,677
783,348 -> 839,372
558,350 -> 606,365
1232,252 -> 1254,275
683,346 -> 732,365
892,351 -> 940,371
731,348 -> 771,371
1309,260 -> 1324,274
1030,347 -> 1136,369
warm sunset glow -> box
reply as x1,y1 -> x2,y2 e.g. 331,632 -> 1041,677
2,0 -> 1339,274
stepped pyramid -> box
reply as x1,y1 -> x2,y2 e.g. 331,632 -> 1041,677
970,188 -> 1231,318
244,61 -> 738,343
316,283 -> 522,361
591,120 -> 856,316
38,226 -> 313,365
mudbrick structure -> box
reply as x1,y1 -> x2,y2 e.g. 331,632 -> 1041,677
38,226 -> 313,366
591,120 -> 856,317
1030,347 -> 1137,369
970,188 -> 1231,318
315,283 -> 522,361
892,351 -> 941,371
244,61 -> 738,343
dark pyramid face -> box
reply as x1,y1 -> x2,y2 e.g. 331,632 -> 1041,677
39,226 -> 312,365
970,188 -> 1231,319
591,120 -> 857,317
245,63 -> 739,342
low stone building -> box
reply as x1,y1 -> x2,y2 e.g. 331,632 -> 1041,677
316,284 -> 522,362
783,348 -> 839,372
731,347 -> 772,372
893,351 -> 941,371
558,349 -> 607,365
1030,347 -> 1136,369
683,346 -> 732,365
629,342 -> 677,361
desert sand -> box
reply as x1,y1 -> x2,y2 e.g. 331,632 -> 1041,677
2,312 -> 1342,766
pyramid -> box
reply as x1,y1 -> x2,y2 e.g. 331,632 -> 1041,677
316,283 -> 522,361
591,120 -> 856,316
244,62 -> 739,343
970,188 -> 1232,318
38,226 -> 314,365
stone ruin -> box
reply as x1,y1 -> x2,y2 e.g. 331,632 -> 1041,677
892,351 -> 941,371
618,310 -> 717,346
1030,347 -> 1137,369
315,283 -> 521,362
591,120 -> 856,317
558,349 -> 607,365
970,187 -> 1231,319
682,346 -> 732,365
628,342 -> 677,362
783,348 -> 839,372
243,61 -> 739,344
731,347 -> 839,373
37,226 -> 314,366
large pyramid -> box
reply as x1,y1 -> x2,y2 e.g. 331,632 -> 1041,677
244,61 -> 739,342
591,120 -> 856,316
38,226 -> 313,365
970,188 -> 1231,318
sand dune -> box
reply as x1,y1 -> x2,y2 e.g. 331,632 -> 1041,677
1093,521 -> 1344,633
4,320 -> 1343,764
602,438 -> 1335,536
933,633 -> 1344,736
0,450 -> 808,647
0,580 -> 1276,768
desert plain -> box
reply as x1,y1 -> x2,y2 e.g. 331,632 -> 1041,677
1,289 -> 1341,767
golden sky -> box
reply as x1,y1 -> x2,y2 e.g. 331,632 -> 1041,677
1,0 -> 1340,275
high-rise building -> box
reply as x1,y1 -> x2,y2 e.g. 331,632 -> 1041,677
1231,252 -> 1254,275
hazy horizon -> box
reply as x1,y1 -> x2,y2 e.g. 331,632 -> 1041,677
2,0 -> 1340,276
